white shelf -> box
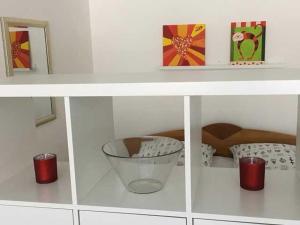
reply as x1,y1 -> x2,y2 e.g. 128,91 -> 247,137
0,70 -> 299,224
80,166 -> 186,213
160,63 -> 284,71
192,167 -> 300,222
0,68 -> 300,96
0,162 -> 72,205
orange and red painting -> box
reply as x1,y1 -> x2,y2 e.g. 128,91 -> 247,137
163,24 -> 205,66
9,31 -> 31,69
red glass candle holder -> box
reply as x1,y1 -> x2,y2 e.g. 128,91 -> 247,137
239,157 -> 265,191
33,153 -> 58,184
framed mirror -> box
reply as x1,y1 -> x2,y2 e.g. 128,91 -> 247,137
1,17 -> 56,126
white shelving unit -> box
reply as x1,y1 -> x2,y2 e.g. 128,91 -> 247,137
0,68 -> 300,225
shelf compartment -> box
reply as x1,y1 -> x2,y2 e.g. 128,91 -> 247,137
192,167 -> 300,222
186,95 -> 300,223
0,97 -> 72,205
69,96 -> 186,212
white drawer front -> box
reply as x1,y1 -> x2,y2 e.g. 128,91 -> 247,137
194,219 -> 256,225
0,205 -> 73,225
80,211 -> 186,225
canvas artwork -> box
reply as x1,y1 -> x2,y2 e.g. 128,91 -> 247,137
163,24 -> 205,66
230,21 -> 266,65
9,30 -> 31,69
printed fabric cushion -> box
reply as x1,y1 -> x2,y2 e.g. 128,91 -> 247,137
136,137 -> 183,157
177,142 -> 216,167
230,143 -> 296,170
132,137 -> 183,164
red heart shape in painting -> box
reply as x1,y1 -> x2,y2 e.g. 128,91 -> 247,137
172,36 -> 193,58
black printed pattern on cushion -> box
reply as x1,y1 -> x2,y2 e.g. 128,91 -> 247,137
230,143 -> 296,170
133,138 -> 215,167
177,142 -> 216,167
132,137 -> 183,165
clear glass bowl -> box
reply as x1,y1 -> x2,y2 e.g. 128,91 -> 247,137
102,136 -> 183,194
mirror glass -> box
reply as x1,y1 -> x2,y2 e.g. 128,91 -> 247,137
2,18 -> 56,126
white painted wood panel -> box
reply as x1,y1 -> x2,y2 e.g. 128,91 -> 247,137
0,162 -> 71,204
80,211 -> 186,225
194,219 -> 257,225
69,97 -> 114,201
194,217 -> 300,225
184,96 -> 202,225
1,69 -> 300,85
0,205 -> 73,225
184,96 -> 192,215
297,96 -> 300,179
189,96 -> 202,208
64,97 -> 79,204
0,98 -> 38,182
193,167 -> 300,223
184,97 -> 192,225
80,166 -> 185,212
0,69 -> 300,96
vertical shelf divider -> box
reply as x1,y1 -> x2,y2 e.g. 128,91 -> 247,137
184,96 -> 192,225
184,96 -> 202,225
67,97 -> 114,205
64,97 -> 79,205
72,210 -> 80,225
64,96 -> 80,225
189,96 -> 202,203
297,96 -> 300,179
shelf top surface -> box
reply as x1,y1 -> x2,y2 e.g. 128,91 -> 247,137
80,166 -> 185,213
0,162 -> 71,205
2,68 -> 300,84
193,167 -> 300,222
1,68 -> 300,96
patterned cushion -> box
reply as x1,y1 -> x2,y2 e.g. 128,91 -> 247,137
230,143 -> 296,170
177,142 -> 216,167
131,137 -> 183,164
137,137 -> 183,157
201,143 -> 217,166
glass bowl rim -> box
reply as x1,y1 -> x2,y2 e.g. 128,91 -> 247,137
101,136 -> 184,159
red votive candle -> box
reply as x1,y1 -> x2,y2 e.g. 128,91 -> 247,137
239,157 -> 265,191
33,153 -> 58,184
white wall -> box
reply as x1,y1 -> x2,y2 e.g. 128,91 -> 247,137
0,98 -> 39,181
89,0 -> 300,136
113,97 -> 184,138
202,95 -> 297,134
0,0 -> 93,75
0,0 -> 94,160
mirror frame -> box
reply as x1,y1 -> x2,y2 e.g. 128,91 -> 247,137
0,17 -> 56,126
